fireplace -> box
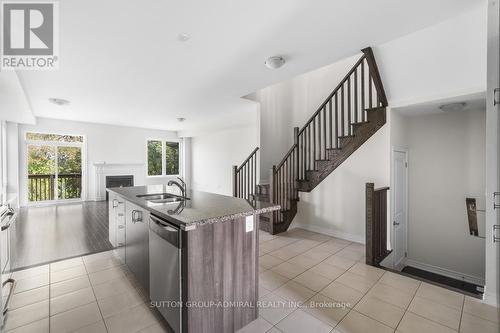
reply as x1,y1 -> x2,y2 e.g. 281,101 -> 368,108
105,175 -> 134,200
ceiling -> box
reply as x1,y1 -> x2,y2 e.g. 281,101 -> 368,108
392,92 -> 486,116
17,0 -> 483,134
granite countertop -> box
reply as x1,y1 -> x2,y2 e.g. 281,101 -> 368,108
107,185 -> 280,230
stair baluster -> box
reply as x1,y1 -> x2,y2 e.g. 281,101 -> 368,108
232,147 -> 259,200
267,47 -> 388,234
232,47 -> 388,234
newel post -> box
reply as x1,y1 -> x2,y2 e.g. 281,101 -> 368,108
365,183 -> 375,266
232,165 -> 238,197
294,127 -> 299,182
269,166 -> 276,234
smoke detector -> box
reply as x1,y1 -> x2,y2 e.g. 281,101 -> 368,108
177,33 -> 190,42
49,98 -> 70,106
265,56 -> 286,69
439,102 -> 466,112
177,117 -> 186,122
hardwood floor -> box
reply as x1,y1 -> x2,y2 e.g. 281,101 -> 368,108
11,201 -> 113,270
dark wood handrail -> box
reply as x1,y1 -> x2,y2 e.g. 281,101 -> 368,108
236,147 -> 259,172
269,46 -> 388,228
233,147 -> 259,199
361,47 -> 388,107
275,144 -> 297,170
254,46 -> 388,231
375,186 -> 390,192
299,55 -> 366,135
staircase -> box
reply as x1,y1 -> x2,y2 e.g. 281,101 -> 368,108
233,47 -> 388,235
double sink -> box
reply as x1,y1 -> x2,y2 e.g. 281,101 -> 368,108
137,193 -> 189,204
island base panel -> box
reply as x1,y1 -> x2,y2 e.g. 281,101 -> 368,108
182,215 -> 259,333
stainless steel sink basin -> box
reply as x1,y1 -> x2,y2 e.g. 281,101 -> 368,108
137,193 -> 189,204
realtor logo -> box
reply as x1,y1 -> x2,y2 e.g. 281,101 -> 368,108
1,1 -> 59,70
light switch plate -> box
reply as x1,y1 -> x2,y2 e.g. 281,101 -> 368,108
245,215 -> 254,232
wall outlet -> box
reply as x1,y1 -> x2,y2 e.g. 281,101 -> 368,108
245,215 -> 254,232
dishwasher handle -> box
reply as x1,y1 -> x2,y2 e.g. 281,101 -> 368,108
149,215 -> 180,248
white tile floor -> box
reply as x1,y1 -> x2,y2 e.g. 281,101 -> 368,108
4,228 -> 499,333
249,228 -> 500,333
5,251 -> 167,333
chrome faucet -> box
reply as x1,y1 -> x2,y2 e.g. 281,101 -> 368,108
168,177 -> 186,197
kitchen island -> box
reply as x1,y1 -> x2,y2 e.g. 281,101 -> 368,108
107,185 -> 280,333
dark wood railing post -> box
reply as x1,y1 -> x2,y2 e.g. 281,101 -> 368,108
294,127 -> 299,181
366,183 -> 390,267
269,166 -> 276,233
361,47 -> 388,107
232,165 -> 238,197
365,183 -> 375,266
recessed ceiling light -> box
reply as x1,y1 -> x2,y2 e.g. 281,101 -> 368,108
177,33 -> 190,42
49,98 -> 70,106
439,102 -> 466,112
265,56 -> 286,69
177,117 -> 186,122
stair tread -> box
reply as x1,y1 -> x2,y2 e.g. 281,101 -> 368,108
338,134 -> 355,139
326,147 -> 342,151
366,106 -> 385,111
351,121 -> 370,125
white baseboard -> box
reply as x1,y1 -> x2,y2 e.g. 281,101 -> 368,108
404,258 -> 485,286
483,291 -> 499,307
291,222 -> 365,244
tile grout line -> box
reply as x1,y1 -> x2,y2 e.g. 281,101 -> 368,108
263,232 -> 360,331
267,237 -> 355,277
268,252 -> 374,332
46,253 -> 128,332
272,234 -> 413,331
393,274 -> 421,331
403,289 -> 464,331
84,258 -> 111,333
458,295 -> 466,332
332,267 -> 389,330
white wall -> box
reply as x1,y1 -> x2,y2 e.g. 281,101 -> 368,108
17,117 -> 181,206
376,4 -> 487,107
190,125 -> 258,196
0,72 -> 35,124
250,55 -> 391,242
247,4 -> 485,243
252,4 -> 486,183
393,109 -> 486,283
293,125 -> 390,243
250,55 -> 359,182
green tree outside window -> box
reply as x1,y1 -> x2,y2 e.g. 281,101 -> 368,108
147,140 -> 180,176
148,140 -> 162,176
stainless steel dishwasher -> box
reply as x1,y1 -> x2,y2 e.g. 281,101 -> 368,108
149,215 -> 181,333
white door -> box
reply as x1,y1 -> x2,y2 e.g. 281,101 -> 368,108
392,149 -> 408,268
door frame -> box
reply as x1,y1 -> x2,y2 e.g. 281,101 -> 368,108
391,146 -> 409,269
485,0 -> 500,306
24,132 -> 87,206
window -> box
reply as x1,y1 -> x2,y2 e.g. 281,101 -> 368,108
25,132 -> 84,202
147,140 -> 181,176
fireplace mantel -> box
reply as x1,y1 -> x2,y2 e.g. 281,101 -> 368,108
93,162 -> 144,201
